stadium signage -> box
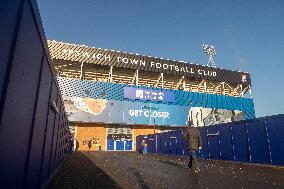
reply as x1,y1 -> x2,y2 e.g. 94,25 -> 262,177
128,109 -> 170,119
49,41 -> 251,85
124,87 -> 175,102
62,49 -> 217,77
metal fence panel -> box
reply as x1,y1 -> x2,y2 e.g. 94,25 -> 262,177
218,124 -> 233,160
266,117 -> 284,165
40,83 -> 58,184
24,59 -> 53,189
0,1 -> 70,189
231,122 -> 249,161
0,2 -> 43,188
169,131 -> 178,155
199,128 -> 208,158
207,126 -> 220,159
247,120 -> 270,163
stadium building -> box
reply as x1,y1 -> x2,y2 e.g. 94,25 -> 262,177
47,40 -> 255,151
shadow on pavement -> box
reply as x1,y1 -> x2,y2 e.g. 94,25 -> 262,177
48,151 -> 121,189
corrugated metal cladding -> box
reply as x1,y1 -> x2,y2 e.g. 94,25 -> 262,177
0,1 -> 70,189
47,40 -> 252,86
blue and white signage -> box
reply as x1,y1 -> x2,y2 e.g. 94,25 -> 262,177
124,87 -> 175,103
65,97 -> 190,126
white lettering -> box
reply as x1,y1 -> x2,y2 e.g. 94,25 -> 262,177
144,111 -> 150,117
74,50 -> 80,57
169,65 -> 175,70
116,57 -> 121,63
61,49 -> 218,78
130,59 -> 138,65
139,60 -> 146,66
62,49 -> 68,55
163,64 -> 169,69
156,63 -> 161,69
122,57 -> 128,64
129,110 -> 135,116
68,49 -> 74,56
82,52 -> 90,58
104,54 -> 111,62
162,112 -> 169,118
97,54 -> 103,60
175,66 -> 179,72
129,109 -> 169,119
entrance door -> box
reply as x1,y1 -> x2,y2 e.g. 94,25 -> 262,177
107,139 -> 115,150
125,140 -> 132,151
116,140 -> 124,151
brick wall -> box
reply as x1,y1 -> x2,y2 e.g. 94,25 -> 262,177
75,123 -> 107,151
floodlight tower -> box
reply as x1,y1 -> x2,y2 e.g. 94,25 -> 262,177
202,44 -> 216,67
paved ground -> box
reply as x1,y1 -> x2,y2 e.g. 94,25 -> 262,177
48,151 -> 284,189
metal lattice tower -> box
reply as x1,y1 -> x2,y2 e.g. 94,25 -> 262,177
202,44 -> 216,67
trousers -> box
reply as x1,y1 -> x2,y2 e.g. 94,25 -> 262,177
188,150 -> 199,170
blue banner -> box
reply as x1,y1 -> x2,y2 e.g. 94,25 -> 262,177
124,87 -> 175,103
65,97 -> 190,126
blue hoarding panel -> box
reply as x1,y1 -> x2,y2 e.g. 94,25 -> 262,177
40,84 -> 58,184
207,126 -> 220,159
199,128 -> 208,158
169,131 -> 178,155
156,134 -> 161,154
247,120 -> 270,163
266,117 -> 284,165
25,61 -> 52,189
147,135 -> 153,153
218,125 -> 233,160
231,123 -> 249,161
161,133 -> 167,154
137,115 -> 283,165
176,131 -> 184,156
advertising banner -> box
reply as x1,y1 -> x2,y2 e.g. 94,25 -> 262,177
64,97 -> 191,126
124,87 -> 175,102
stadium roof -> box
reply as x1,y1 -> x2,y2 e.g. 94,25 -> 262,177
48,40 -> 251,87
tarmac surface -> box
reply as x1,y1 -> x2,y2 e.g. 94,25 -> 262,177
48,151 -> 284,189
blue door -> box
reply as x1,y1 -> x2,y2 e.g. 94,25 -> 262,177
107,139 -> 115,150
125,140 -> 132,151
116,140 -> 124,151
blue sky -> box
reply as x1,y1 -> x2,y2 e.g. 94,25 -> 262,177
37,0 -> 284,118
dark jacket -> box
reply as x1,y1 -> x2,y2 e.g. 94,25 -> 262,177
183,127 -> 202,150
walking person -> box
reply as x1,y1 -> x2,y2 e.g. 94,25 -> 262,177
140,140 -> 146,154
183,126 -> 202,172
88,139 -> 92,151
